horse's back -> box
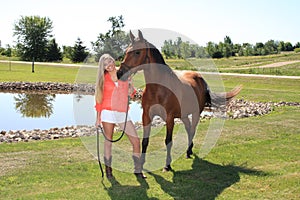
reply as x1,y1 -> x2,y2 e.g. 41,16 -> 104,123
180,71 -> 206,90
180,71 -> 201,82
180,71 -> 209,112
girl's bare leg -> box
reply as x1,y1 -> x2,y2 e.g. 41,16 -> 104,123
102,122 -> 115,159
119,121 -> 140,157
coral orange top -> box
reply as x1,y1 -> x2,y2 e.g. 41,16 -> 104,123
95,72 -> 136,113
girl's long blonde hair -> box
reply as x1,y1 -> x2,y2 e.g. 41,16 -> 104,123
95,54 -> 115,104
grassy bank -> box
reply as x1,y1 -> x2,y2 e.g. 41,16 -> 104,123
0,105 -> 299,199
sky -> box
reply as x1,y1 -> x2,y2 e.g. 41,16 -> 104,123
1,0 -> 299,49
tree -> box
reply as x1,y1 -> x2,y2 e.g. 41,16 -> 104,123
278,41 -> 286,51
284,42 -> 293,51
46,39 -> 62,62
161,40 -> 175,59
294,42 -> 300,49
264,40 -> 279,55
70,38 -> 89,63
14,93 -> 55,118
13,15 -> 53,72
254,42 -> 265,55
92,15 -> 130,61
223,36 -> 233,57
206,41 -> 223,58
180,41 -> 191,59
62,46 -> 73,60
206,41 -> 217,58
193,45 -> 209,58
233,44 -> 242,56
239,43 -> 254,56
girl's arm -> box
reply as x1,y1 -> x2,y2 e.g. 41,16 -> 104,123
128,78 -> 136,98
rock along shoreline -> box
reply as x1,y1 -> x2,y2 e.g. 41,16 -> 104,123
1,81 -> 299,143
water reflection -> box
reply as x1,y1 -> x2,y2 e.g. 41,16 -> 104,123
14,93 -> 55,118
0,92 -> 142,131
0,92 -> 76,131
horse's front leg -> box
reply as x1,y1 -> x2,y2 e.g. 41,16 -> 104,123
141,110 -> 152,170
163,116 -> 174,172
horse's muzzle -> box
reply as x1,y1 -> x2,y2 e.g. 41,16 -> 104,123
117,67 -> 129,81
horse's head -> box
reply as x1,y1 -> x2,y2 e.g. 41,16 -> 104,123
117,30 -> 150,81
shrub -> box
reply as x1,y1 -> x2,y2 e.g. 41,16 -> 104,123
294,48 -> 300,53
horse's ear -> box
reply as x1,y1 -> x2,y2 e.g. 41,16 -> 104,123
138,30 -> 144,40
129,30 -> 135,43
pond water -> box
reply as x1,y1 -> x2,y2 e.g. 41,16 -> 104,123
0,92 -> 142,131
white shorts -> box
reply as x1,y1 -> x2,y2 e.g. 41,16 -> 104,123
101,109 -> 131,124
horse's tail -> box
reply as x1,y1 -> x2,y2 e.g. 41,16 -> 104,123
206,85 -> 242,107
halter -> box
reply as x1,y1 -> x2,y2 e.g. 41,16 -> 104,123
121,40 -> 151,71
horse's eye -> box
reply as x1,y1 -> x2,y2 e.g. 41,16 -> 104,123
135,51 -> 140,55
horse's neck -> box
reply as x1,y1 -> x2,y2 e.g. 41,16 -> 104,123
143,63 -> 180,87
143,47 -> 180,86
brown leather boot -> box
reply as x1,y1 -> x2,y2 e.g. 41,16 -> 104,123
132,155 -> 147,179
104,156 -> 113,179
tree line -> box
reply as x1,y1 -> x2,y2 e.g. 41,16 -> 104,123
0,16 -> 90,63
162,36 -> 300,59
0,15 -> 129,64
1,15 -> 299,66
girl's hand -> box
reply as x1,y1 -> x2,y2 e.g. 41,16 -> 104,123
96,112 -> 102,127
128,78 -> 136,98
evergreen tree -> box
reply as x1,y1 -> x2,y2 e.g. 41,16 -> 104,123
71,38 -> 89,63
46,39 -> 62,62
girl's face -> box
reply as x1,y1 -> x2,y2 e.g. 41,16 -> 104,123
104,58 -> 115,72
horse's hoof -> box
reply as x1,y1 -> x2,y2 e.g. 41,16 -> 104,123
162,165 -> 172,172
134,172 -> 147,179
186,154 -> 192,159
186,151 -> 193,158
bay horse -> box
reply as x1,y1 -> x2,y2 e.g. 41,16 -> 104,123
117,30 -> 241,171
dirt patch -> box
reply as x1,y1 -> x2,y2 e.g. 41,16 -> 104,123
0,151 -> 37,176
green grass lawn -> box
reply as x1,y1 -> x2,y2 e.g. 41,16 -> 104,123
0,105 -> 299,199
0,62 -> 79,83
0,55 -> 299,199
1,52 -> 300,84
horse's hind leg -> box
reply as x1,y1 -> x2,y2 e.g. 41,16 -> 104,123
182,114 -> 199,158
164,116 -> 174,172
182,117 -> 193,158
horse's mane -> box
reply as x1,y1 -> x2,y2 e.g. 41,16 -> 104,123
148,42 -> 166,65
147,42 -> 178,78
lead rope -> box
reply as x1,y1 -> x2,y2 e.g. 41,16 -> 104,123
96,126 -> 104,177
